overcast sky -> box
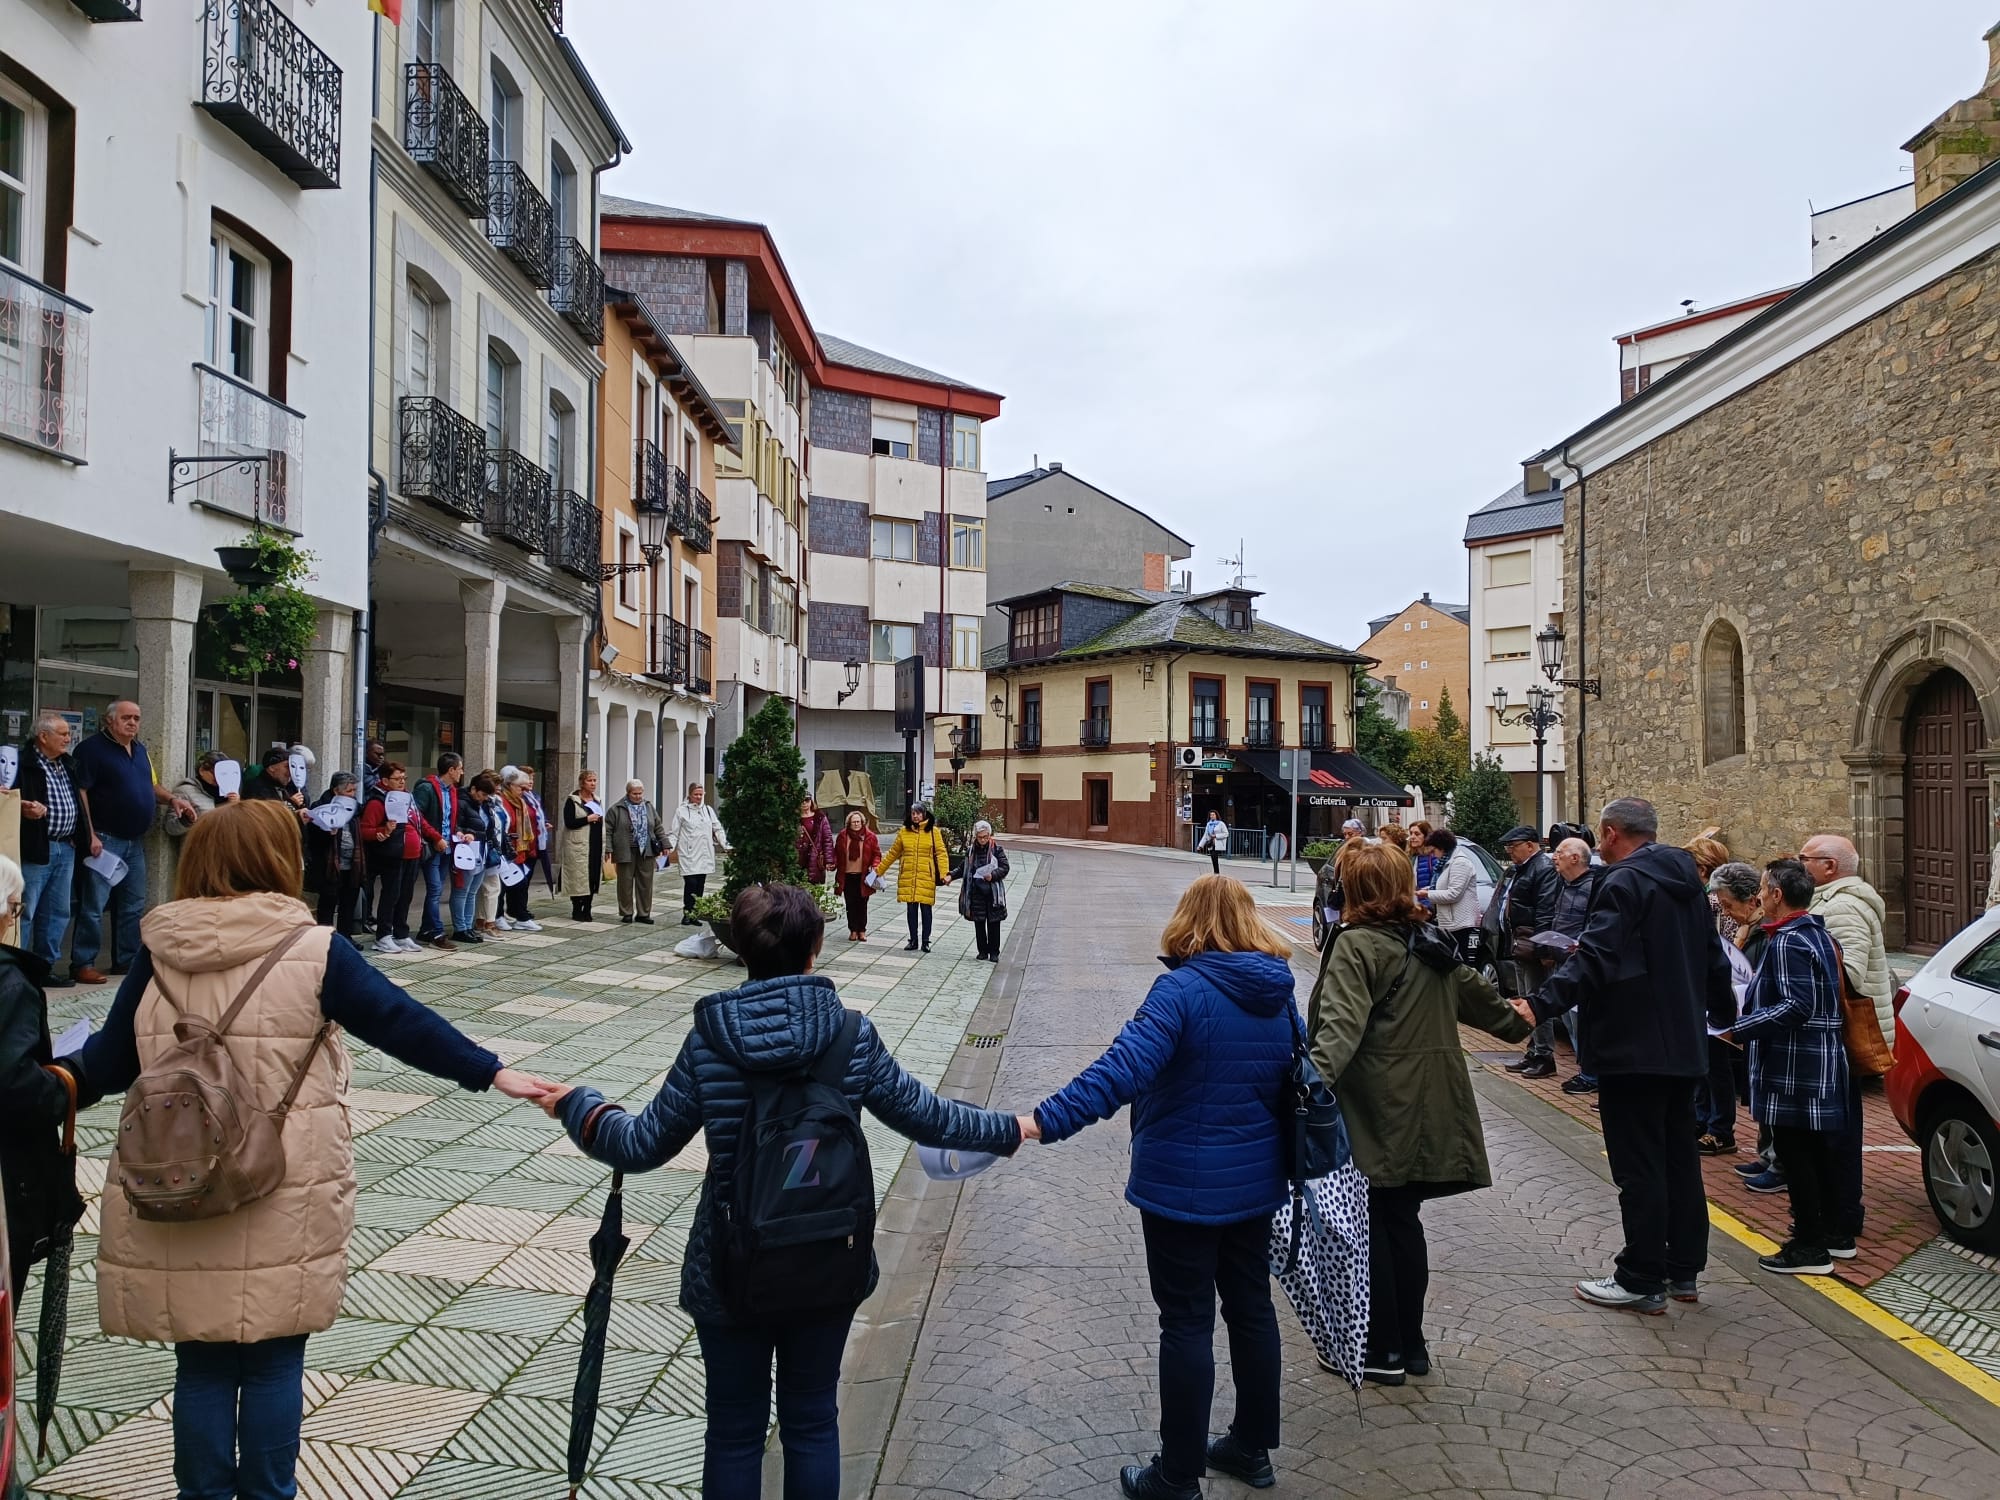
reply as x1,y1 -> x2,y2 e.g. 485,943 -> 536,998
570,1 -> 1996,650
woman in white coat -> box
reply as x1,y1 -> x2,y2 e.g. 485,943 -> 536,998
1419,828 -> 1486,959
666,781 -> 731,925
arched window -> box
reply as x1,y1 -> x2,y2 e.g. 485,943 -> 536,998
1702,620 -> 1746,764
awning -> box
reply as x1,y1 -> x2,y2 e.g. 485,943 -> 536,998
1236,750 -> 1414,808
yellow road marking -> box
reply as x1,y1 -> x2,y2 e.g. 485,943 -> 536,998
1707,1202 -> 2000,1408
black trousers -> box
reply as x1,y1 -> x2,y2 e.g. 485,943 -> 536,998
682,871 -> 707,916
1696,1038 -> 1739,1142
905,902 -> 933,947
974,918 -> 1003,957
503,876 -> 532,921
1367,1182 -> 1444,1361
1597,1073 -> 1708,1293
841,873 -> 870,933
1832,1074 -> 1865,1237
1208,851 -> 1221,874
1139,1211 -> 1282,1483
315,866 -> 359,936
1772,1124 -> 1842,1252
370,853 -> 417,941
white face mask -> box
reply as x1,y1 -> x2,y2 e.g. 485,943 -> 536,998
0,745 -> 16,789
289,751 -> 309,789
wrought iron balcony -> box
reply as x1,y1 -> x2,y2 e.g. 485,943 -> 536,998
634,437 -> 670,511
531,0 -> 563,29
1242,719 -> 1283,751
646,614 -> 689,684
549,491 -> 601,582
684,484 -> 714,554
0,268 -> 90,463
69,0 -> 142,19
1079,716 -> 1112,749
192,364 -> 303,529
690,629 -> 712,695
485,449 -> 551,551
197,0 -> 342,190
1299,723 -> 1328,750
1015,724 -> 1043,753
1188,717 -> 1229,750
957,719 -> 982,755
550,236 -> 604,343
404,64 -> 487,216
399,395 -> 485,520
486,161 -> 554,287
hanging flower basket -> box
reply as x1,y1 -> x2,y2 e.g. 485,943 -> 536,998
215,545 -> 283,590
208,530 -> 318,684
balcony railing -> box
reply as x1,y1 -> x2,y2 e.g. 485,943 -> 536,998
646,614 -> 689,684
685,484 -> 714,553
1188,717 -> 1229,750
531,0 -> 563,29
690,628 -> 713,695
549,491 -> 601,582
486,162 -> 554,287
197,0 -> 342,190
635,437 -> 670,510
485,450 -> 551,551
958,720 -> 982,755
399,395 -> 485,520
1079,716 -> 1112,749
0,268 -> 90,463
550,236 -> 604,343
1242,719 -> 1283,751
193,363 -> 303,529
1015,724 -> 1043,753
404,64 -> 487,216
70,0 -> 142,20
1299,723 -> 1328,750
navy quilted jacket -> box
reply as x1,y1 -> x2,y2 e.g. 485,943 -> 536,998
557,973 -> 1021,1323
1034,950 -> 1295,1225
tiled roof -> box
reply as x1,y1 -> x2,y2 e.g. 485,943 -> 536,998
818,333 -> 993,395
1464,478 -> 1564,543
987,467 -> 1049,498
601,195 -> 756,227
1064,598 -> 1362,662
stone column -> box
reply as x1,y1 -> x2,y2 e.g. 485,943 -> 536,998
301,607 -> 353,776
130,567 -> 205,905
461,578 -> 507,772
555,615 -> 590,802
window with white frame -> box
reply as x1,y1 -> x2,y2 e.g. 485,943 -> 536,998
206,228 -> 268,387
546,392 -> 572,486
616,526 -> 640,611
489,59 -> 520,164
549,145 -> 575,239
742,562 -> 763,631
952,616 -> 982,670
407,280 -> 436,396
950,514 -> 984,570
0,78 -> 46,277
1488,626 -> 1531,661
484,343 -> 516,449
870,414 -> 915,459
1419,619 -> 1429,629
871,622 -> 918,662
951,413 -> 980,470
1488,549 -> 1532,587
871,518 -> 915,562
410,0 -> 443,66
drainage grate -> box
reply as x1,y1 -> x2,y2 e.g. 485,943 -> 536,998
964,1033 -> 1006,1049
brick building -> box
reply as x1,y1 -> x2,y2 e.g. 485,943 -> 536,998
1534,25 -> 2000,949
1358,594 -> 1470,729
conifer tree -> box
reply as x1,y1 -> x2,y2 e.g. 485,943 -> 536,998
715,695 -> 806,905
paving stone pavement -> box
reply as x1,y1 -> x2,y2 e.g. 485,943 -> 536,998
863,844 -> 2000,1500
14,861 -> 1034,1500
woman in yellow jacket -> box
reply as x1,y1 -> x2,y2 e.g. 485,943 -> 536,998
876,804 -> 954,952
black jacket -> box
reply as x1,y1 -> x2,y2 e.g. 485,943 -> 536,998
557,973 -> 1020,1322
0,944 -> 84,1275
15,745 -> 94,868
1531,841 -> 1733,1079
1500,851 -> 1560,938
958,841 -> 1011,921
1550,866 -> 1602,938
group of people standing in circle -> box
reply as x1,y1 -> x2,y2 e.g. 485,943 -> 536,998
797,797 -> 1012,958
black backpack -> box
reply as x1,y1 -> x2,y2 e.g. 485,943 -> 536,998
717,1010 -> 874,1322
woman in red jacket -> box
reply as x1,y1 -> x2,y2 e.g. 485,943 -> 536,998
832,810 -> 880,942
358,761 -> 447,954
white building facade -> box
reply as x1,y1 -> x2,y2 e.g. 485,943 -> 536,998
1465,472 -> 1566,825
4,0 -> 373,873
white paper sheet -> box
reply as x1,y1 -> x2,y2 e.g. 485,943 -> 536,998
583,799 -> 604,817
383,790 -> 414,824
307,796 -> 356,833
54,1018 -> 92,1055
84,849 -> 129,886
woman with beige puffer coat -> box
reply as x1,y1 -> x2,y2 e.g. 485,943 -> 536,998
55,800 -> 554,1498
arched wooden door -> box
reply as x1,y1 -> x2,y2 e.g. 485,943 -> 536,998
1905,669 -> 1991,950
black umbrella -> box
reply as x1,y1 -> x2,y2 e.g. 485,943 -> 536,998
36,1065 -> 82,1462
566,1171 -> 629,1498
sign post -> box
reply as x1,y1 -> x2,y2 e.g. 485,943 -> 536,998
1285,749 -> 1300,892
894,655 -> 925,817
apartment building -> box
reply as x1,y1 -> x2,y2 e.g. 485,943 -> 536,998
593,286 -> 733,799
1357,594 -> 1469,729
367,0 -> 627,790
1465,468 -> 1566,818
970,583 -> 1402,847
3,0 -> 372,890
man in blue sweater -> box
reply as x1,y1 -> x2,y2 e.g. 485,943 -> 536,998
71,702 -> 194,984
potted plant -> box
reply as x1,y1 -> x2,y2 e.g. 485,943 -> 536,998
207,530 -> 317,685
694,883 -> 843,957
1301,839 -> 1340,876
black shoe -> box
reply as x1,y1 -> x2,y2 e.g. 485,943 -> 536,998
1405,1343 -> 1431,1377
1119,1457 -> 1200,1500
1826,1236 -> 1858,1260
1560,1075 -> 1599,1095
106,964 -> 130,976
1669,1279 -> 1700,1303
1504,1057 -> 1535,1073
1760,1244 -> 1833,1276
1732,1159 -> 1766,1177
1205,1432 -> 1274,1489
45,975 -> 76,989
636,915 -> 655,925
921,942 -> 931,953
621,915 -> 634,924
1519,1058 -> 1556,1079
416,930 -> 444,945
905,941 -> 919,951
451,930 -> 481,944
682,915 -> 699,926
1362,1353 -> 1406,1386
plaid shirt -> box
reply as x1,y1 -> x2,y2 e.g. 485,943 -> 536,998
37,749 -> 78,841
1733,911 -> 1850,1131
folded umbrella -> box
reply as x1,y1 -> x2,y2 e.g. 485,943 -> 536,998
36,1064 -> 83,1461
566,1171 -> 630,1498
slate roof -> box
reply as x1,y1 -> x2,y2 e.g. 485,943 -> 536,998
991,582 -> 1363,666
601,195 -> 756,226
818,333 -> 996,396
1366,598 -> 1470,638
983,467 -> 1196,550
1464,478 -> 1564,543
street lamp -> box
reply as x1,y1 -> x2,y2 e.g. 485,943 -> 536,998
836,657 -> 863,705
601,501 -> 669,580
946,723 -> 965,784
1493,683 -> 1561,834
990,692 -> 1006,719
1536,624 -> 1600,699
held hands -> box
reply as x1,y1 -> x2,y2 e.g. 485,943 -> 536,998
1506,996 -> 1537,1025
1016,1113 -> 1042,1143
535,1084 -> 574,1118
492,1069 -> 565,1107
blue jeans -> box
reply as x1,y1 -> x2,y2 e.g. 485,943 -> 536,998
173,1335 -> 308,1500
420,851 -> 447,936
450,866 -> 480,933
694,1314 -> 852,1500
74,829 -> 146,969
22,843 -> 76,970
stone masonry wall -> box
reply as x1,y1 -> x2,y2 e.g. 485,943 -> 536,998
918,408 -> 943,467
1565,241 -> 2000,901
813,389 -> 870,454
810,602 -> 869,664
717,542 -> 745,619
917,511 -> 943,567
605,252 -> 709,335
809,495 -> 869,558
723,261 -> 749,337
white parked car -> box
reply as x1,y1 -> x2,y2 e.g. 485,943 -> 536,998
1889,908 -> 2000,1252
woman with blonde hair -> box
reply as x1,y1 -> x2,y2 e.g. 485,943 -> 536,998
1028,875 -> 1295,1498
55,800 -> 553,1496
1307,842 -> 1530,1387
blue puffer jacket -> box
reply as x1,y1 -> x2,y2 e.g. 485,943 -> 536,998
558,973 -> 1021,1322
1034,950 -> 1296,1225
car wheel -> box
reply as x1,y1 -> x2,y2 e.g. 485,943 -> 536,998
1921,1104 -> 2000,1253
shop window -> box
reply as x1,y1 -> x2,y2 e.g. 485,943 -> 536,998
1019,776 -> 1041,827
1086,776 -> 1110,830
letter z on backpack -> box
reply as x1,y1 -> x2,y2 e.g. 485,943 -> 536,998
717,1011 -> 874,1322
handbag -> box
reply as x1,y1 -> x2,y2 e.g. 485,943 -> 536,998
1832,940 -> 1895,1076
1268,1164 -> 1370,1388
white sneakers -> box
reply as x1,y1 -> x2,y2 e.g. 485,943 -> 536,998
397,937 -> 423,952
373,937 -> 401,955
515,919 -> 542,932
494,915 -> 515,931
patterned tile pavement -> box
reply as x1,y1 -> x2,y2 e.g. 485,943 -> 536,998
13,859 -> 1034,1499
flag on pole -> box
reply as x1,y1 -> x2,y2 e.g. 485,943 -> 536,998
369,0 -> 403,23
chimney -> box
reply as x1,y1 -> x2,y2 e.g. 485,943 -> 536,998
1047,460 -> 1063,472
1905,23 -> 2000,209
1421,590 -> 1432,605
1142,552 -> 1168,591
